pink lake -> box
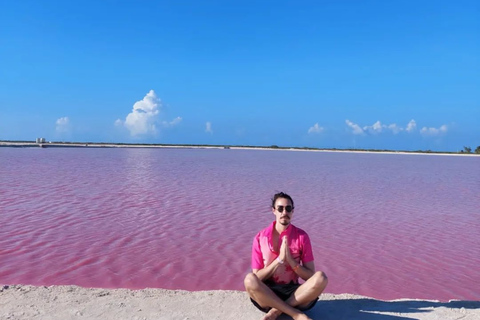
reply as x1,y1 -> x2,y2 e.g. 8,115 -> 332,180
0,147 -> 479,301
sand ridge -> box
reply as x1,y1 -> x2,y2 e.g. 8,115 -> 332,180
1,285 -> 479,320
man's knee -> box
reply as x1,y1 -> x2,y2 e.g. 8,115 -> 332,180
244,272 -> 261,291
313,271 -> 328,290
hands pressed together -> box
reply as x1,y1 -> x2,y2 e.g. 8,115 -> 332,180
278,236 -> 298,269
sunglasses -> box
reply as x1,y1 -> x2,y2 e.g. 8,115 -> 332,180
276,205 -> 294,213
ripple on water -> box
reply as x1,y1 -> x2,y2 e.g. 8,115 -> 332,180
0,148 -> 479,301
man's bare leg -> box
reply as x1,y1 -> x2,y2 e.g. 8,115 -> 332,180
262,271 -> 328,319
263,308 -> 282,320
286,271 -> 328,308
244,273 -> 312,320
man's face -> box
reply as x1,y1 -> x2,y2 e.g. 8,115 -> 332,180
272,197 -> 294,226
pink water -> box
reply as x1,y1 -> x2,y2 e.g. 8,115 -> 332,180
0,148 -> 479,301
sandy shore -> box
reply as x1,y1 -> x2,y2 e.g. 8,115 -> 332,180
1,285 -> 479,320
1,140 -> 479,157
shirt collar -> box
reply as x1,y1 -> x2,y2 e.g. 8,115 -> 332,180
267,221 -> 294,252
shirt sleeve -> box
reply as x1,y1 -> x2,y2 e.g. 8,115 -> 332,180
301,233 -> 314,263
251,233 -> 264,270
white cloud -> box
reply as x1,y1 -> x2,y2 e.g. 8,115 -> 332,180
120,90 -> 160,136
406,119 -> 416,132
116,90 -> 181,136
388,123 -> 402,134
56,117 -> 70,133
363,120 -> 384,134
308,123 -> 324,134
205,122 -> 213,133
345,120 -> 364,135
162,116 -> 182,128
347,119 -> 420,135
420,125 -> 448,136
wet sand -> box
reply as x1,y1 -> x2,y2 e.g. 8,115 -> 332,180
1,285 -> 479,320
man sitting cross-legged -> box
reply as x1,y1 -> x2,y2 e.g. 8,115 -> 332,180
244,192 -> 328,320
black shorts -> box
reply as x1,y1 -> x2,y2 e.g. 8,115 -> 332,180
250,281 -> 318,313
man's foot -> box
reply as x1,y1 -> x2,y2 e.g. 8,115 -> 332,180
261,308 -> 282,320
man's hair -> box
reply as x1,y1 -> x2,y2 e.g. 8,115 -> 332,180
271,192 -> 294,208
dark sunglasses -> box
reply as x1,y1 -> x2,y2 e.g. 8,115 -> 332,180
276,205 -> 293,213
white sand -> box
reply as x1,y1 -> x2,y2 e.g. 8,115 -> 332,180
2,141 -> 479,156
1,285 -> 479,320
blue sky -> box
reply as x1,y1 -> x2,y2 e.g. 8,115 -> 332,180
1,0 -> 478,151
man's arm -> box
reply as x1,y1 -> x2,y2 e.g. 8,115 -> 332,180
284,236 -> 315,281
292,260 -> 315,281
252,236 -> 287,281
252,259 -> 282,281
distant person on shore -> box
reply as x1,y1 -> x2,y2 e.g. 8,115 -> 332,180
244,192 -> 328,320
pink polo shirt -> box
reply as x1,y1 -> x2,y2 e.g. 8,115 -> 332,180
251,221 -> 314,284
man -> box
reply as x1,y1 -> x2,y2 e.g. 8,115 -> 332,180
244,192 -> 328,320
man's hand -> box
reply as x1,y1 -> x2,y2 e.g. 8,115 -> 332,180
280,236 -> 296,266
278,236 -> 287,262
254,235 -> 288,281
280,236 -> 298,268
